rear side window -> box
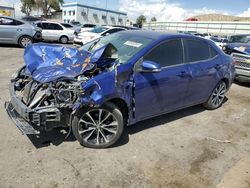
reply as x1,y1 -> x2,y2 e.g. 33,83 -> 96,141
0,18 -> 23,26
184,39 -> 210,62
41,23 -> 63,30
50,23 -> 63,30
144,39 -> 183,67
209,46 -> 218,58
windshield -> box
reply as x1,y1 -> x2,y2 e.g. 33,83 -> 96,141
80,32 -> 153,64
229,35 -> 250,43
90,26 -> 109,33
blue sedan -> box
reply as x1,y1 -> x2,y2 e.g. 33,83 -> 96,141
6,31 -> 235,148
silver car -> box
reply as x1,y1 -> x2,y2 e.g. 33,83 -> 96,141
35,21 -> 75,44
0,16 -> 42,47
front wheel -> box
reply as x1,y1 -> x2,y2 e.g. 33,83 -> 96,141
203,81 -> 227,110
72,103 -> 124,148
18,36 -> 33,48
59,36 -> 69,44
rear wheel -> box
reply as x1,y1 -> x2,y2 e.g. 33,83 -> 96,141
203,81 -> 227,110
18,36 -> 33,48
72,103 -> 124,148
59,36 -> 68,44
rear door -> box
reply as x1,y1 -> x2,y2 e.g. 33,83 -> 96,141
134,39 -> 190,120
41,23 -> 63,41
0,17 -> 21,43
183,38 -> 221,105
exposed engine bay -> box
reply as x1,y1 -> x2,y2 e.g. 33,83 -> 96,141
6,43 -> 119,133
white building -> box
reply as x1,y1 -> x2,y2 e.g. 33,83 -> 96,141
62,2 -> 127,26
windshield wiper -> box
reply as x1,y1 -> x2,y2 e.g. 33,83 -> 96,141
88,38 -> 101,52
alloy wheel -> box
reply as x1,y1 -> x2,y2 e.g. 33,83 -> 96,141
78,109 -> 119,146
210,82 -> 226,107
21,37 -> 32,47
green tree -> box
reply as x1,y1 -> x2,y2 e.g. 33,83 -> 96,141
35,0 -> 64,18
21,0 -> 35,16
136,15 -> 146,28
151,17 -> 157,22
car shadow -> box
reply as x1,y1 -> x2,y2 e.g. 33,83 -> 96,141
234,80 -> 250,88
28,104 -> 208,149
0,44 -> 20,48
27,128 -> 76,148
0,42 -> 74,49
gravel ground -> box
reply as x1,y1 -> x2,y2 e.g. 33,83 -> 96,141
0,44 -> 249,188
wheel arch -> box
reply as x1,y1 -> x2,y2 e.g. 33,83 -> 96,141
104,98 -> 129,123
18,35 -> 33,43
59,35 -> 69,41
221,77 -> 229,89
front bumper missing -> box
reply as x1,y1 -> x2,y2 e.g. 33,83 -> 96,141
5,101 -> 40,135
6,73 -> 62,135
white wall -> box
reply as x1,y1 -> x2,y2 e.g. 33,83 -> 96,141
62,3 -> 127,26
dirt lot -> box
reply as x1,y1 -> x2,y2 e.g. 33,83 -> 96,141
0,45 -> 249,188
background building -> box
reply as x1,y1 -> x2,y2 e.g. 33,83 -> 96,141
0,5 -> 14,17
62,2 -> 127,25
191,14 -> 250,22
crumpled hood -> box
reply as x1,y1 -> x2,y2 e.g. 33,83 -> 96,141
24,43 -> 93,83
24,43 -> 117,83
227,43 -> 250,55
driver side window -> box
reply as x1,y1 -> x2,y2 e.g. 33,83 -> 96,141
144,39 -> 184,68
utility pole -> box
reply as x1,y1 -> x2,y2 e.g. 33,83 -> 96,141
105,0 -> 108,9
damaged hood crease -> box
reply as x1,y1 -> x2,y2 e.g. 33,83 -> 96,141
24,43 -> 117,83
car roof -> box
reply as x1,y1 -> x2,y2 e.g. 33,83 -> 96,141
0,16 -> 25,23
119,30 -> 216,44
36,21 -> 61,24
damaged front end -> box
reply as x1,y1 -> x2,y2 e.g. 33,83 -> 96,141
6,43 -> 120,135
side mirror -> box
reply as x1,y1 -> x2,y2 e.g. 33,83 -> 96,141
138,61 -> 162,73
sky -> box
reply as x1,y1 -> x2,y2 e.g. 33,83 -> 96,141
1,0 -> 250,21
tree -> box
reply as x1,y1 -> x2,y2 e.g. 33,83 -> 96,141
151,17 -> 157,22
35,0 -> 64,18
21,0 -> 35,16
136,15 -> 146,28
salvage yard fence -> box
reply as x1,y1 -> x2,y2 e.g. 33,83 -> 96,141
143,21 -> 250,35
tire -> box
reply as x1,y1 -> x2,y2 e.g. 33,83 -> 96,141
72,102 -> 124,148
59,36 -> 69,44
18,36 -> 33,48
203,81 -> 227,110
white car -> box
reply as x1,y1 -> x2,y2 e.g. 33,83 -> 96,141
36,21 -> 75,44
210,37 -> 229,49
74,26 -> 126,45
80,24 -> 96,32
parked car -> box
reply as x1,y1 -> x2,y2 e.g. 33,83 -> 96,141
203,33 -> 212,39
6,31 -> 235,148
60,23 -> 81,34
21,16 -> 45,24
80,24 -> 96,32
222,34 -> 250,54
0,16 -> 42,48
222,34 -> 250,82
70,21 -> 82,26
74,26 -> 126,45
35,21 -> 75,44
210,37 -> 228,48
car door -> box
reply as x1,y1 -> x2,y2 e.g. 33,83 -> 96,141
40,23 -> 63,41
183,38 -> 221,105
134,39 -> 190,121
0,17 -> 20,43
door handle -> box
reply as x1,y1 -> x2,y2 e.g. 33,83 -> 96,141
177,71 -> 190,78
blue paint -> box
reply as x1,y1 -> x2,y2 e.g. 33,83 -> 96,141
24,31 -> 235,125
